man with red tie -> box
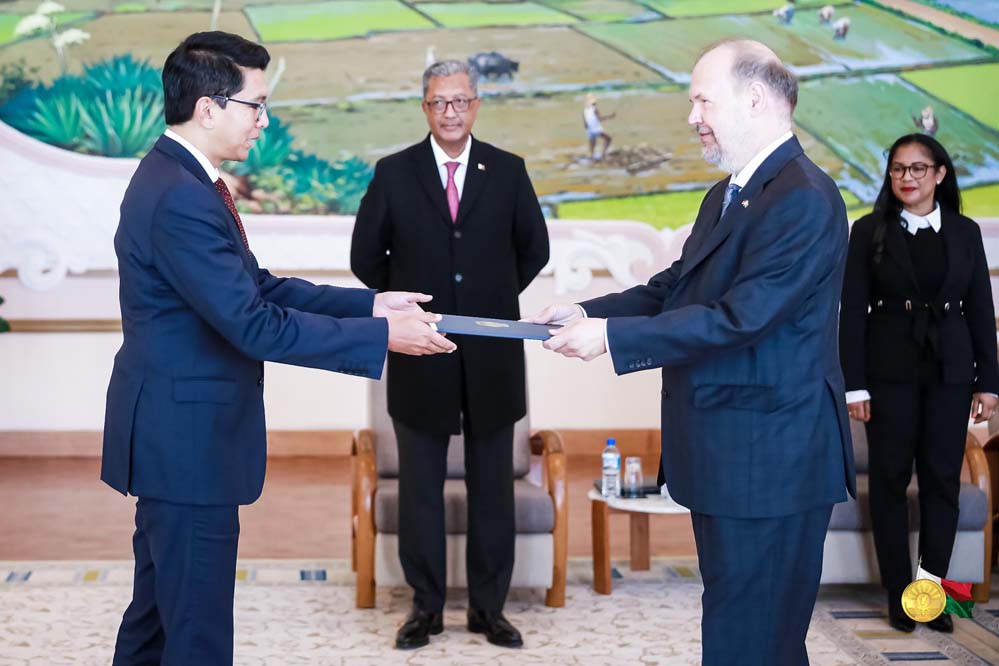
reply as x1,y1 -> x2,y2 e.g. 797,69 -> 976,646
350,59 -> 550,650
102,31 -> 454,666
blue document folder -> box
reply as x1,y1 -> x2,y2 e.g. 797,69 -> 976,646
433,315 -> 561,340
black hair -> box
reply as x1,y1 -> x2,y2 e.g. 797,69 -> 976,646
870,133 -> 961,264
162,31 -> 270,125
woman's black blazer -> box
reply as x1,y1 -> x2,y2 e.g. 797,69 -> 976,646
839,208 -> 999,393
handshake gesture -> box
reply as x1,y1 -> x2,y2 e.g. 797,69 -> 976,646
373,292 -> 456,356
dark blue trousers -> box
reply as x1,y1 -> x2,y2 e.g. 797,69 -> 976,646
112,497 -> 240,666
692,504 -> 833,666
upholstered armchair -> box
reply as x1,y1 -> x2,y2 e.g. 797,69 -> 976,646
351,380 -> 568,608
822,419 -> 992,602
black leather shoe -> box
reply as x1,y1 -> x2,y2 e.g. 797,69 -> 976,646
467,608 -> 523,648
888,591 -> 916,633
927,613 -> 954,633
395,606 -> 443,650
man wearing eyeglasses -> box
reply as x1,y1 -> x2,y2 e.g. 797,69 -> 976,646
351,59 -> 549,650
103,31 -> 454,666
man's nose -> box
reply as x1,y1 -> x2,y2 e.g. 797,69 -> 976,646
688,107 -> 700,126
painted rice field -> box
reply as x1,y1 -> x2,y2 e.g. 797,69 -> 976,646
0,0 -> 996,220
795,75 -> 999,199
902,63 -> 999,129
245,1 -> 435,42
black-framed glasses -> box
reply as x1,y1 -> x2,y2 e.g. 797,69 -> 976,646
889,162 -> 935,180
424,96 -> 477,114
211,95 -> 268,121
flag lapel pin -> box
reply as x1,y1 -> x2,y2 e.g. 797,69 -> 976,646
741,199 -> 749,208
477,163 -> 486,171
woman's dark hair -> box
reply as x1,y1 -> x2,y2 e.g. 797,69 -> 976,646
162,31 -> 270,125
870,133 -> 961,264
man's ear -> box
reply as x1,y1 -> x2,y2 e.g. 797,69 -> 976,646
748,81 -> 767,115
194,96 -> 216,129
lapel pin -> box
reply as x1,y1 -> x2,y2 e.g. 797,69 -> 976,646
741,199 -> 749,208
477,163 -> 486,171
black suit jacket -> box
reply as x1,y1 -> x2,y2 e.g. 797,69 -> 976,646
350,136 -> 550,435
840,209 -> 999,393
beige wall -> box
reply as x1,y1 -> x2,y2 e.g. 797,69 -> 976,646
0,273 -> 661,432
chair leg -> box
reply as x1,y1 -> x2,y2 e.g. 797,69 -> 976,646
545,564 -> 566,608
355,520 -> 376,608
356,550 -> 375,608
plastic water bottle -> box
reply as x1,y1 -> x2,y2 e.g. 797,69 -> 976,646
601,438 -> 621,497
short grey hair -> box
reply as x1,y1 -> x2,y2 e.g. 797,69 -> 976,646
422,59 -> 478,98
703,39 -> 798,112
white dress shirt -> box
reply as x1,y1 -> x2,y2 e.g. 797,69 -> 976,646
429,134 -> 471,199
164,128 -> 220,182
899,203 -> 942,235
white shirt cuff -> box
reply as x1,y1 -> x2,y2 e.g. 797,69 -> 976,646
845,390 -> 870,404
576,304 -> 613,363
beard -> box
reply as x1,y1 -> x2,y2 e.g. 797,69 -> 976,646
700,128 -> 752,175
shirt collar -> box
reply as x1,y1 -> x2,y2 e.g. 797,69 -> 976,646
164,128 -> 220,182
429,134 -> 471,168
730,130 -> 794,189
900,203 -> 942,235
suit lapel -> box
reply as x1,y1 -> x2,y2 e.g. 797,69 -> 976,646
413,136 -> 455,226
456,139 -> 487,227
155,135 -> 254,267
678,136 -> 804,281
154,134 -> 215,187
677,181 -> 729,277
883,216 -> 920,293
935,209 -> 961,301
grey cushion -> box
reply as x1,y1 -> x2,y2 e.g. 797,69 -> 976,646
374,478 -> 555,535
828,474 -> 989,531
370,373 -> 531,480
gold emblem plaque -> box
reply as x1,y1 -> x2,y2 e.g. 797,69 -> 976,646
901,578 -> 946,622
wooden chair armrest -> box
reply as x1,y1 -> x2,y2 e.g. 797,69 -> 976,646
532,430 -> 568,608
530,430 -> 565,456
351,429 -> 378,606
966,434 -> 990,500
983,431 -> 999,452
351,429 -> 377,546
353,428 -> 376,458
966,433 -> 994,603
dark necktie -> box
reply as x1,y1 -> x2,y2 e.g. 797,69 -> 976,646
720,183 -> 742,218
214,178 -> 250,252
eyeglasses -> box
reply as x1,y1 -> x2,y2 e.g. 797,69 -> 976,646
888,162 -> 935,180
424,96 -> 477,115
211,95 -> 268,121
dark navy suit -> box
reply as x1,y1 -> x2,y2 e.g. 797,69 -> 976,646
102,135 -> 388,665
582,137 -> 856,665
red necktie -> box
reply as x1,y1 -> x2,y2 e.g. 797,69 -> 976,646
214,178 -> 251,252
445,161 -> 460,223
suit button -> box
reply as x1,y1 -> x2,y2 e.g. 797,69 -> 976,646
663,390 -> 669,399
257,378 -> 264,387
646,357 -> 652,364
454,230 -> 462,239
455,273 -> 463,283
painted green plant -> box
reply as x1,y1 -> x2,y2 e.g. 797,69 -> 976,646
0,295 -> 9,333
0,53 -> 373,213
0,54 -> 164,156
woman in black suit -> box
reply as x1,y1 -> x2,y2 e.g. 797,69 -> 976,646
840,134 -> 999,633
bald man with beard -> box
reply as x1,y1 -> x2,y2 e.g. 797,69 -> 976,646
528,40 -> 855,665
